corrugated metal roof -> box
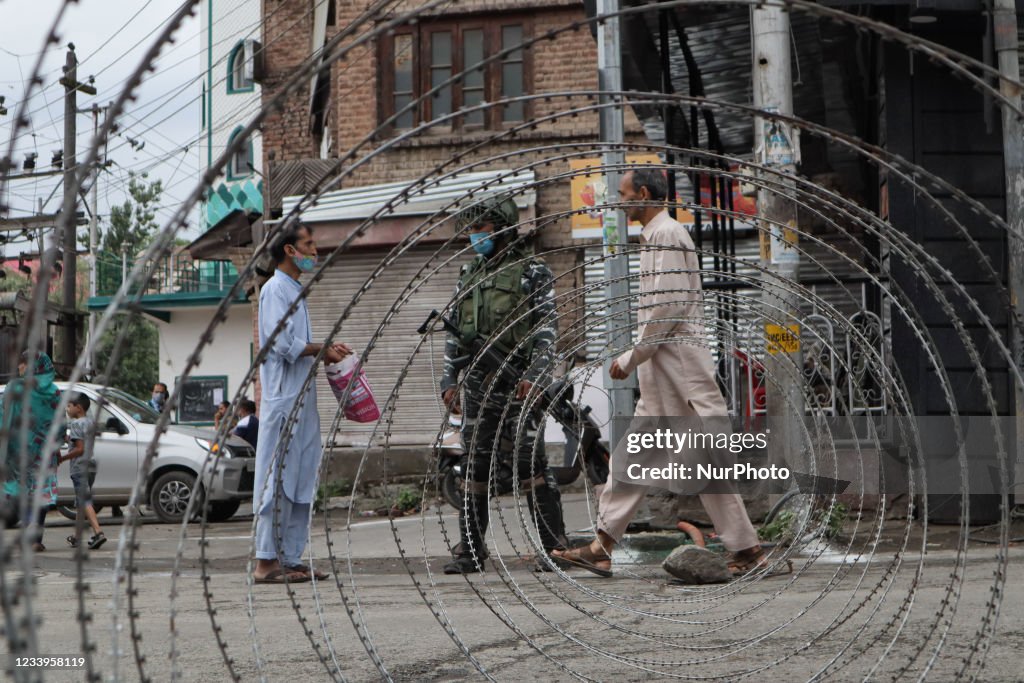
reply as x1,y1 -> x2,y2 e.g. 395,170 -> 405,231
281,169 -> 536,224
635,6 -> 827,158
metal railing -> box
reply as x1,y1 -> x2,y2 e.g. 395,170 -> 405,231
715,279 -> 891,422
94,250 -> 239,298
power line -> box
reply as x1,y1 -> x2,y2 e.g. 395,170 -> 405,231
4,0 -> 373,243
0,45 -> 61,59
7,0 -> 326,162
4,0 -> 273,151
75,0 -> 160,71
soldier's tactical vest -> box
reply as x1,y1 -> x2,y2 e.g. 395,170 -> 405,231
457,252 -> 535,359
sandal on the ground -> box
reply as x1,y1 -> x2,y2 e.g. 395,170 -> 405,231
728,546 -> 792,577
533,551 -> 573,573
66,535 -> 79,548
87,532 -> 107,550
727,547 -> 765,576
552,543 -> 613,578
253,568 -> 310,584
286,563 -> 329,581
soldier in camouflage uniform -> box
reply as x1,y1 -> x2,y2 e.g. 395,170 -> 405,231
440,196 -> 568,574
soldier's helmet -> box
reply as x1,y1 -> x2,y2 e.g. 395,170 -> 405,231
457,196 -> 519,231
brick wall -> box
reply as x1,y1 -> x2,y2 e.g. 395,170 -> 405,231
260,0 -> 318,162
261,0 -> 647,368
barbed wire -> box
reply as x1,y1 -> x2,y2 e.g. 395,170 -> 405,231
0,0 -> 1020,681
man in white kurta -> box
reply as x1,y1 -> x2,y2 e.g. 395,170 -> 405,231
254,223 -> 348,583
556,169 -> 762,577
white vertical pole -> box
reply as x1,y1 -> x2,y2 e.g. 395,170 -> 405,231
597,0 -> 636,448
87,106 -> 100,376
753,2 -> 804,474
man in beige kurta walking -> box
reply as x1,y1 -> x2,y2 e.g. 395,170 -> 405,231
555,168 -> 765,577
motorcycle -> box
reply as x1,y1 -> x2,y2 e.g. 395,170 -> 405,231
419,310 -> 610,510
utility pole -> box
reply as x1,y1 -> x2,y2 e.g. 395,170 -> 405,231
993,0 -> 1024,502
36,199 -> 46,261
61,46 -> 78,369
752,3 -> 804,475
87,104 -> 103,377
0,96 -> 7,223
597,0 -> 635,448
58,44 -> 96,371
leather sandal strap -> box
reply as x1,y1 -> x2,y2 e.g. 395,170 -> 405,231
728,547 -> 766,573
567,543 -> 611,564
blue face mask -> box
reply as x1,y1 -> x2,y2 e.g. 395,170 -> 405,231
292,252 -> 318,272
469,232 -> 495,256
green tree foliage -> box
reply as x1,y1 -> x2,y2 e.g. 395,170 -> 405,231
92,173 -> 163,399
0,271 -> 31,295
95,318 -> 159,399
87,173 -> 164,296
101,173 -> 163,255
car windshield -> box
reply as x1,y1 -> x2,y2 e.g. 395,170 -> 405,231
99,388 -> 161,425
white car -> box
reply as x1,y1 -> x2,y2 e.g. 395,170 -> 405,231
2,383 -> 256,524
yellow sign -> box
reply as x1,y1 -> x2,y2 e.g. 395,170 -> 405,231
765,324 -> 800,354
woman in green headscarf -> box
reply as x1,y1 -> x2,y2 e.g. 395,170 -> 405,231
1,351 -> 62,551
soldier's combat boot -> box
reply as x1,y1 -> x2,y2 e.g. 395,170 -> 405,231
526,481 -> 569,572
444,493 -> 490,574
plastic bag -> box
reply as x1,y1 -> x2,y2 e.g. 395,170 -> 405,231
325,354 -> 381,423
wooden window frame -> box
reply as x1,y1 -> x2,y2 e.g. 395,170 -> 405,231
420,23 -> 456,128
459,24 -> 488,131
497,22 -> 528,125
378,16 -> 533,134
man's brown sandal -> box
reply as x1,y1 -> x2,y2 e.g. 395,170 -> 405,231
286,563 -> 330,581
534,549 -> 574,572
253,568 -> 310,584
727,546 -> 792,578
553,543 -> 613,578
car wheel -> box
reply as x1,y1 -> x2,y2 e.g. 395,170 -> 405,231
150,471 -> 199,524
57,504 -> 104,521
205,500 -> 241,523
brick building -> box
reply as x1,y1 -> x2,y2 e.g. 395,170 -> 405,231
255,0 -> 635,446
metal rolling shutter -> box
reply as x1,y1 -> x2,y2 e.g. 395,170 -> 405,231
307,245 -> 471,446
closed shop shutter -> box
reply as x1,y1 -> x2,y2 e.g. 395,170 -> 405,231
307,244 -> 471,446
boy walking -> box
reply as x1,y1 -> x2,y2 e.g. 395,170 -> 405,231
61,392 -> 107,550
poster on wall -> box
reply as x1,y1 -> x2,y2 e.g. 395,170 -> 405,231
569,154 -> 662,239
570,156 -> 757,239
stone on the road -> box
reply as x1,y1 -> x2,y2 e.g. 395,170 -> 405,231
662,544 -> 731,584
326,496 -> 353,510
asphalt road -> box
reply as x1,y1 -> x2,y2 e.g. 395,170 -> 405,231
2,495 -> 1022,682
